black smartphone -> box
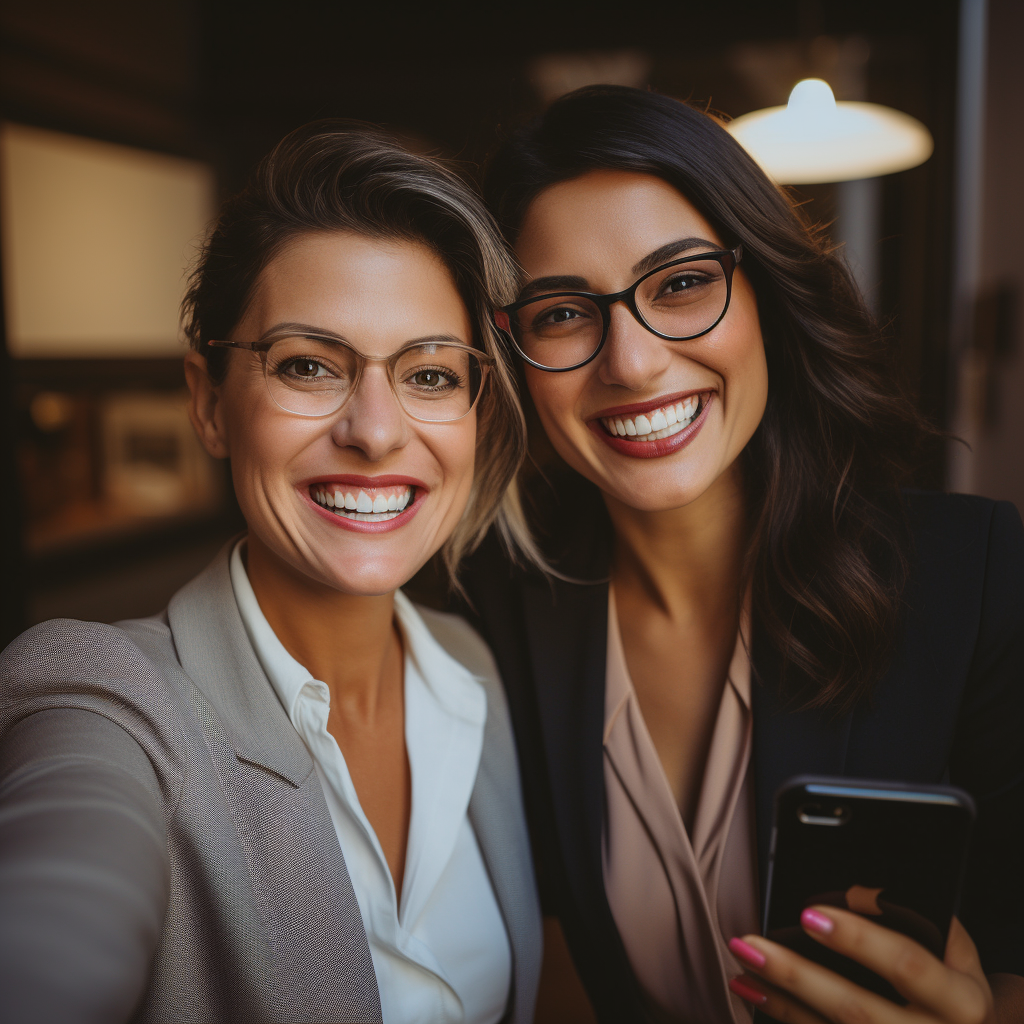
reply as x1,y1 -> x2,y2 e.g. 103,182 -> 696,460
762,776 -> 975,1004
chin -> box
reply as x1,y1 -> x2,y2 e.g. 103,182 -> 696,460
317,554 -> 423,597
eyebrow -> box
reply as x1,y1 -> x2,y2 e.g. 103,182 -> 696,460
516,275 -> 590,301
516,237 -> 724,301
258,322 -> 467,348
630,237 -> 723,277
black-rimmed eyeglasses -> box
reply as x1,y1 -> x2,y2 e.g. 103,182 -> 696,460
493,246 -> 743,372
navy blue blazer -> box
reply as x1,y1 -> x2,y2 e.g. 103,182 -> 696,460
459,490 -> 1024,1023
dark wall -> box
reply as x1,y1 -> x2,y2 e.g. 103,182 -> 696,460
1,0 -> 965,643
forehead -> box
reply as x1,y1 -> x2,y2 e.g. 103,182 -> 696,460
239,230 -> 471,347
516,170 -> 723,277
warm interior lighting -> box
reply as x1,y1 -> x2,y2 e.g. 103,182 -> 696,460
725,79 -> 934,184
0,123 -> 214,358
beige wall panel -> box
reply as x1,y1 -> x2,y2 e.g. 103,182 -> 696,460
1,123 -> 214,357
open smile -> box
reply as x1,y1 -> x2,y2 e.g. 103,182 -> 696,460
599,392 -> 707,441
311,483 -> 415,522
589,390 -> 715,458
301,475 -> 425,531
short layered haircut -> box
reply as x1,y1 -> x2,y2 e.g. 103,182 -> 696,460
182,119 -> 540,579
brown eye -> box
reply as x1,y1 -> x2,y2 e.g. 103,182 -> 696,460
410,369 -> 452,389
280,357 -> 330,380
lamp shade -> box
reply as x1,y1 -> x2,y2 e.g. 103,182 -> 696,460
726,79 -> 934,184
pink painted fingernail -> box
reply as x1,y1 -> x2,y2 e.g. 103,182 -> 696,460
728,937 -> 767,968
730,977 -> 768,1005
801,908 -> 835,935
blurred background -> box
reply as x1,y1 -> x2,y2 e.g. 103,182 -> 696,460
1,0 -> 1021,653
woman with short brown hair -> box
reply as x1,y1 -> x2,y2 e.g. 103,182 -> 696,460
0,121 -> 541,1024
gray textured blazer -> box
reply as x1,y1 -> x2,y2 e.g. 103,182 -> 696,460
0,546 -> 542,1024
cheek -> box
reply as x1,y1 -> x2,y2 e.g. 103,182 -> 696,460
432,419 -> 479,509
525,368 -> 581,436
729,332 -> 769,431
220,392 -> 308,501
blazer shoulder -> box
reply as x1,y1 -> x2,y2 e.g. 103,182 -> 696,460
904,489 -> 1021,543
0,616 -> 188,799
1,616 -> 173,688
413,604 -> 519,758
414,604 -> 503,689
903,490 -> 1022,589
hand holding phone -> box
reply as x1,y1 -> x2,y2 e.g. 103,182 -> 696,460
725,776 -> 995,1023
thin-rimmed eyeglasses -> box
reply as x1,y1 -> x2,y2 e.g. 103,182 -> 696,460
207,329 -> 493,422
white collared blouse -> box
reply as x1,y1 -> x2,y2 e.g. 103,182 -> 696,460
230,542 -> 512,1024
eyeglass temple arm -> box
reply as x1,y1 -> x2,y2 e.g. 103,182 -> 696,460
206,340 -> 260,350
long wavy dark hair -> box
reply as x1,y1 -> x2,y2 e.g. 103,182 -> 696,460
485,85 -> 933,711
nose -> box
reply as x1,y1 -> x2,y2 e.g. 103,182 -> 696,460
330,365 -> 411,460
596,301 -> 673,390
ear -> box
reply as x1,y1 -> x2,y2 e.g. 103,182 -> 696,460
184,350 -> 230,459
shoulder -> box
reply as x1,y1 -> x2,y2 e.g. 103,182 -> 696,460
414,604 -> 503,691
0,615 -> 188,795
1,614 -> 176,690
412,602 -> 520,742
901,490 -> 1023,616
873,492 -> 1023,766
904,489 -> 1022,548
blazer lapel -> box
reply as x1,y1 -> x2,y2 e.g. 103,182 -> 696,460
522,570 -> 610,926
470,702 -> 543,1024
166,543 -> 314,787
520,558 -> 644,1022
751,634 -> 854,904
165,542 -> 382,1022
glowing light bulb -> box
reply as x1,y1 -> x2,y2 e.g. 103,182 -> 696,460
786,79 -> 837,121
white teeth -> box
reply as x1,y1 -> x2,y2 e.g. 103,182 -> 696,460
602,395 -> 706,442
311,484 -> 415,519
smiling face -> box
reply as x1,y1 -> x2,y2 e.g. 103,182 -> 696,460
192,231 -> 478,597
515,170 -> 768,515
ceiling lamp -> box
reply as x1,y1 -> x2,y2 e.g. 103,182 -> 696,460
725,78 -> 934,184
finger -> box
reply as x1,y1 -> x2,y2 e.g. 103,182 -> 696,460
798,907 -> 989,1023
731,932 -> 908,1024
730,973 -> 830,1024
943,917 -> 986,982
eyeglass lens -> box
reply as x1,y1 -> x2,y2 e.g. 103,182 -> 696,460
262,336 -> 485,421
509,256 -> 731,369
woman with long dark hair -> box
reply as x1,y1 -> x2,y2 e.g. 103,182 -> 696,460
460,85 -> 1024,1023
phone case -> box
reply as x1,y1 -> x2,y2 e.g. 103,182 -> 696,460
763,776 -> 975,1003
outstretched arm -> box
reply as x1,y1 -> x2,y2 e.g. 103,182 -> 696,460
0,707 -> 170,1023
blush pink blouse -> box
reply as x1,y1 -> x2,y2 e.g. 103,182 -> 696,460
602,587 -> 759,1023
